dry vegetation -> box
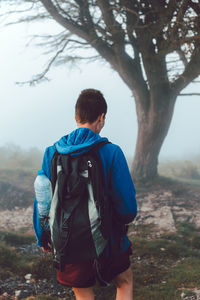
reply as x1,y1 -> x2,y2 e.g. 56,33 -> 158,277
159,156 -> 200,183
0,144 -> 42,172
128,154 -> 200,184
0,145 -> 42,210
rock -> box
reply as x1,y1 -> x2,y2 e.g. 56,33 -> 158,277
14,291 -> 21,298
0,293 -> 11,300
14,290 -> 30,299
161,191 -> 173,198
181,292 -> 186,298
139,204 -> 176,233
0,185 -> 200,238
191,213 -> 200,229
157,206 -> 176,233
135,187 -> 200,235
0,206 -> 33,231
2,293 -> 8,297
24,274 -> 32,280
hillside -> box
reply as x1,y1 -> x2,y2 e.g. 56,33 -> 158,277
0,169 -> 36,193
0,151 -> 200,299
0,179 -> 200,299
0,170 -> 35,210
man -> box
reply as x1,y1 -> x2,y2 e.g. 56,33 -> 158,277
33,89 -> 137,300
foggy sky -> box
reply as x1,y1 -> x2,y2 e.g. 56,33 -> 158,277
1,15 -> 200,162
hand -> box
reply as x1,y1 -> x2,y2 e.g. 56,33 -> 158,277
41,242 -> 52,253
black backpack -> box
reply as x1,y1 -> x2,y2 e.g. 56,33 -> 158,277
48,140 -> 112,271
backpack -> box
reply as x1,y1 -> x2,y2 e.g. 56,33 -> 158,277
48,140 -> 112,271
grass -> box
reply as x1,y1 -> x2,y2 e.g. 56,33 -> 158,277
1,224 -> 200,299
170,176 -> 200,186
26,297 -> 59,300
19,222 -> 200,300
0,230 -> 38,280
133,283 -> 182,300
30,254 -> 53,280
0,230 -> 35,246
158,159 -> 200,181
134,175 -> 188,193
167,257 -> 200,287
0,242 -> 34,280
0,230 -> 55,281
129,222 -> 200,300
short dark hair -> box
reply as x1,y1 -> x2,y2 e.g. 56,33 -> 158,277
75,89 -> 107,124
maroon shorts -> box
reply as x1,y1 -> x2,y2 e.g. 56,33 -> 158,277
56,246 -> 132,288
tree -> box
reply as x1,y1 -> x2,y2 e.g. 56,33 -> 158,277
3,0 -> 200,181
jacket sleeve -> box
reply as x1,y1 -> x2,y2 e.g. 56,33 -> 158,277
33,146 -> 55,246
110,146 -> 137,224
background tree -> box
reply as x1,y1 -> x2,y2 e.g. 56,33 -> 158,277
3,0 -> 200,182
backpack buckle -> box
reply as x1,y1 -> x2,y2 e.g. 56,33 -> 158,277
87,160 -> 92,168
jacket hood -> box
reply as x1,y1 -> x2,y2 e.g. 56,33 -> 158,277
54,128 -> 108,154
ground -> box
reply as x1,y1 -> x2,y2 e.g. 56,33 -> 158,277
0,177 -> 200,299
135,178 -> 200,235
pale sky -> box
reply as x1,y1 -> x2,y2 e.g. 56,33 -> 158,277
0,12 -> 200,162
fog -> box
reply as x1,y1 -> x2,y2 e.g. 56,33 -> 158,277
0,144 -> 42,171
1,15 -> 200,163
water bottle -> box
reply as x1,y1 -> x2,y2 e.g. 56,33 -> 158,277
34,170 -> 52,218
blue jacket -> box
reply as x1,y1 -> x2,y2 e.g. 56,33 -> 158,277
33,128 -> 137,255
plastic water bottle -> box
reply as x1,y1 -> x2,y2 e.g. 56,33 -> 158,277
34,171 -> 52,218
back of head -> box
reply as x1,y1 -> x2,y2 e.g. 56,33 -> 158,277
75,89 -> 107,124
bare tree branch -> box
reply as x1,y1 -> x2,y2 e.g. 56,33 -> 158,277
16,38 -> 69,86
2,0 -> 200,98
0,4 -> 35,18
97,0 -> 124,43
172,48 -> 200,95
3,0 -> 200,181
39,0 -> 89,40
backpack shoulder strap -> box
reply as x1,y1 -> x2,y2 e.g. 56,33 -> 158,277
50,140 -> 110,191
86,140 -> 112,240
90,140 -> 111,153
50,149 -> 60,193
87,140 -> 110,180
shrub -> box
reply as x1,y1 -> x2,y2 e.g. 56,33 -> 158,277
0,231 -> 35,246
158,159 -> 200,180
31,254 -> 53,280
0,242 -> 34,279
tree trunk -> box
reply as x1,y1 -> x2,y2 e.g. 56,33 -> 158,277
131,89 -> 176,182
